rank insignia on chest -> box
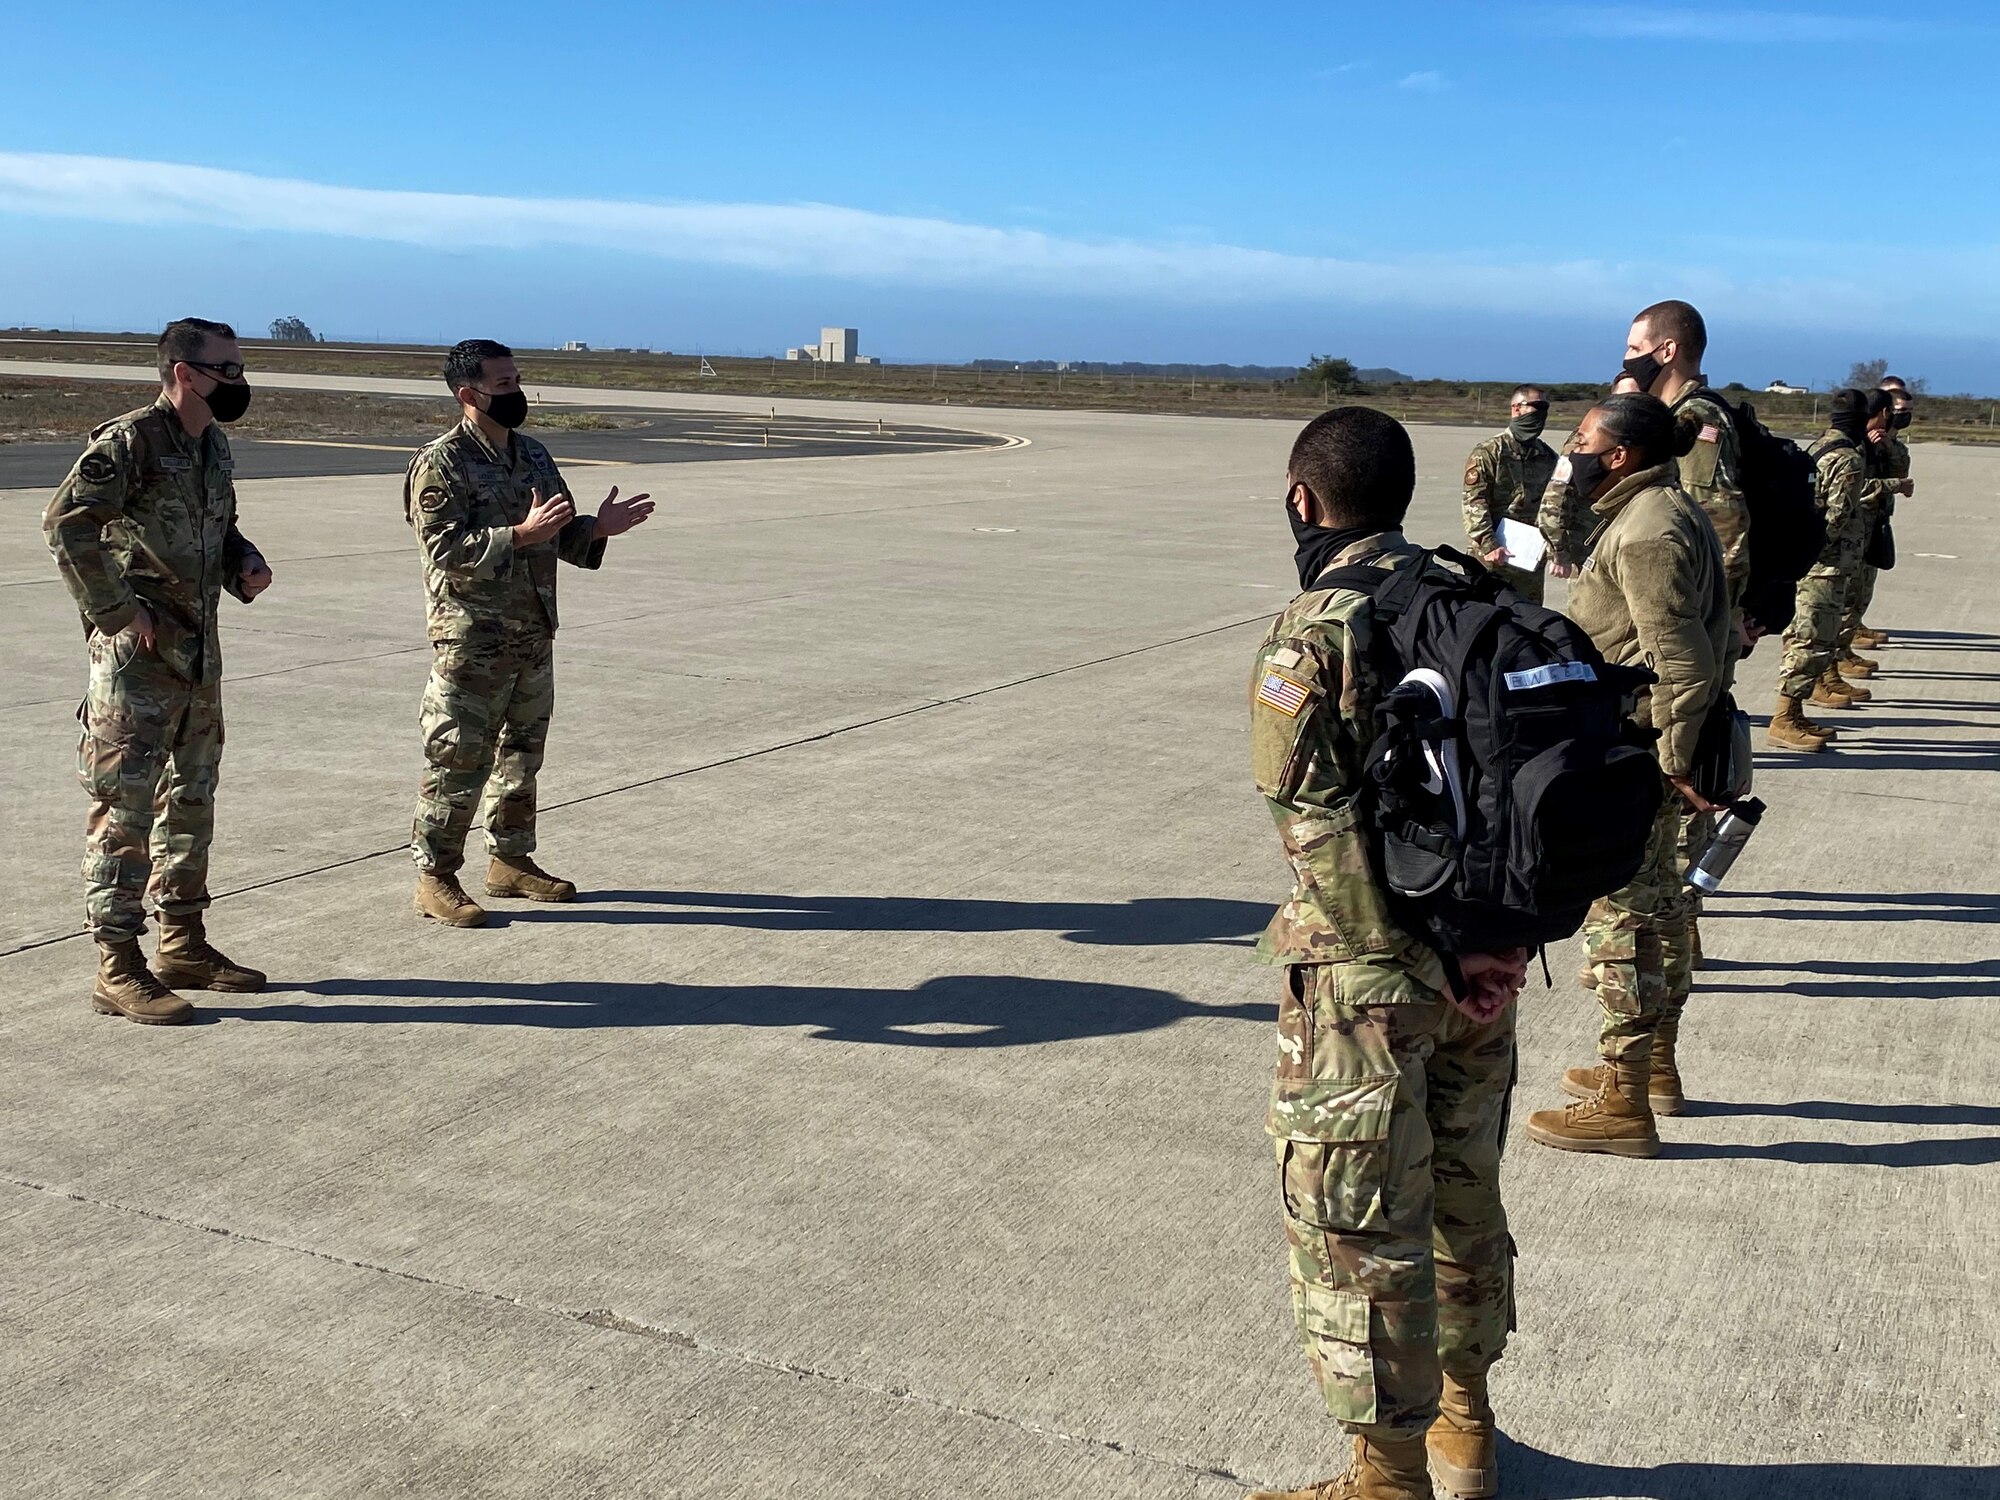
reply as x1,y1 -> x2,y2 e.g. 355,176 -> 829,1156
1256,669 -> 1312,718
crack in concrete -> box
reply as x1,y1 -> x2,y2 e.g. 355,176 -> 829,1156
1,613 -> 1271,960
4,1173 -> 1242,1488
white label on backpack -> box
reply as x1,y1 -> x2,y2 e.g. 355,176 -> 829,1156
1503,661 -> 1597,691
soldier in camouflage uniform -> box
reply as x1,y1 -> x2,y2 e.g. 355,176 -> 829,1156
1617,302 -> 1753,1097
1522,395 -> 1729,1157
1461,386 -> 1559,602
406,340 -> 655,926
42,318 -> 272,1024
1248,409 -> 1528,1500
1768,390 -> 1877,751
1842,380 -> 1917,665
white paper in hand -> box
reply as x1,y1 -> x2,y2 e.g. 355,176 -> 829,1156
1496,518 -> 1548,573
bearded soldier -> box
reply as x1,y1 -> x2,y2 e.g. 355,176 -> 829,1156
405,339 -> 655,926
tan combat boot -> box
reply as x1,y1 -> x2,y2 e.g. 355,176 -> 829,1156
1559,1059 -> 1684,1117
154,912 -> 265,992
1826,665 -> 1871,702
1527,1058 -> 1660,1157
415,871 -> 487,927
1649,1020 -> 1686,1115
1854,625 -> 1888,648
1838,649 -> 1879,676
1767,694 -> 1829,752
1427,1371 -> 1497,1498
1249,1433 -> 1434,1500
1810,668 -> 1863,707
91,939 -> 194,1024
486,854 -> 577,902
1689,915 -> 1705,971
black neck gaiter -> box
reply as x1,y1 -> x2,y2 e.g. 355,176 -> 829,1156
1290,514 -> 1378,590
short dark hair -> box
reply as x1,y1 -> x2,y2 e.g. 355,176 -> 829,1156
1632,299 -> 1708,364
1830,387 -> 1868,423
1511,384 -> 1546,403
1879,374 -> 1909,393
158,317 -> 236,381
1287,407 -> 1416,530
1592,392 -> 1686,467
444,338 -> 513,393
1864,388 -> 1896,420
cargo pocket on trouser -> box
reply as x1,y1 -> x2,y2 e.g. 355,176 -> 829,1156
1274,1073 -> 1403,1427
1294,1281 -> 1378,1425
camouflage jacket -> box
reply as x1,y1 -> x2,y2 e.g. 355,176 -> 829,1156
1859,435 -> 1907,519
1805,430 -> 1868,579
1461,431 -> 1558,555
1567,463 -> 1730,778
1249,531 -> 1450,1001
1668,388 -> 1751,606
42,397 -> 261,685
1534,442 -> 1597,568
405,420 -> 605,639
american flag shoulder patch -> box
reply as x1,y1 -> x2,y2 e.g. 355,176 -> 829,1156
1256,669 -> 1313,718
1698,424 -> 1720,443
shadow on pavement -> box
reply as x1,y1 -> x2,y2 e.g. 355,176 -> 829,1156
1497,1437 -> 1998,1499
219,973 -> 1273,1047
1704,891 -> 2000,924
507,890 -> 1270,947
1667,1136 -> 2000,1167
1692,953 -> 2000,999
1685,1097 -> 2000,1127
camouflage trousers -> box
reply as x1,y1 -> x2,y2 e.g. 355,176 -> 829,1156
74,630 -> 223,942
1583,793 -> 1690,1064
1841,563 -> 1879,648
1665,805 -> 1713,1017
411,631 -> 554,874
1776,567 -> 1848,699
1269,964 -> 1515,1442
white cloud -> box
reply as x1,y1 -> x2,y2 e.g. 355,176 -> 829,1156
0,150 -> 1979,338
1553,7 -> 1902,43
1397,69 -> 1450,93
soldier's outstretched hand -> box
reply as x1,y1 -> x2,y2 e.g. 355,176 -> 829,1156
517,487 -> 576,547
595,485 -> 655,538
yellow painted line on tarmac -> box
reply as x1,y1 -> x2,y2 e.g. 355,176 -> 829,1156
258,438 -> 414,453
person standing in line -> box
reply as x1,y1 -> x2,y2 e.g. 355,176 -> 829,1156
1523,394 -> 1729,1157
1844,377 -> 1918,662
405,339 -> 655,927
1767,389 -> 1877,750
1248,408 -> 1528,1500
42,318 -> 273,1024
1460,385 -> 1559,601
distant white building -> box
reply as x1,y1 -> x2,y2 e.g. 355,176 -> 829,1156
1765,379 -> 1809,396
784,347 -> 813,361
560,340 -> 591,352
818,326 -> 859,364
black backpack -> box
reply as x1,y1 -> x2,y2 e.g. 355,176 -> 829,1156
1686,389 -> 1826,632
1319,547 -> 1662,955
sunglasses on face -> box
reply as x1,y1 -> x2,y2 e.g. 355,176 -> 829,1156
182,359 -> 246,381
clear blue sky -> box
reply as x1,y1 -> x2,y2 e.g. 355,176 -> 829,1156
2,2 -> 1995,391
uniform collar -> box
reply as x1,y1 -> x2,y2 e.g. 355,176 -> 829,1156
460,415 -> 517,466
1591,461 -> 1676,518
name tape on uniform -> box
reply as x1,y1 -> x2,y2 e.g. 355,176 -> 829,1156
1503,661 -> 1598,691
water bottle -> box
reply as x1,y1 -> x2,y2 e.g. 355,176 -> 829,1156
1686,798 -> 1767,894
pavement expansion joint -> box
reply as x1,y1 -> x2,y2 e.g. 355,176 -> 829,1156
0,613 -> 1277,962
5,1172 -> 1242,1487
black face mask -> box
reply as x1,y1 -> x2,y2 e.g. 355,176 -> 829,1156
1287,491 -> 1377,591
1621,349 -> 1665,393
1508,403 -> 1549,443
202,377 -> 252,424
1892,409 -> 1913,430
1830,409 -> 1868,443
1565,448 -> 1610,500
481,389 -> 529,430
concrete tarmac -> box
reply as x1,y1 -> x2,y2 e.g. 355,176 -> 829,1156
1,372 -> 1995,1498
